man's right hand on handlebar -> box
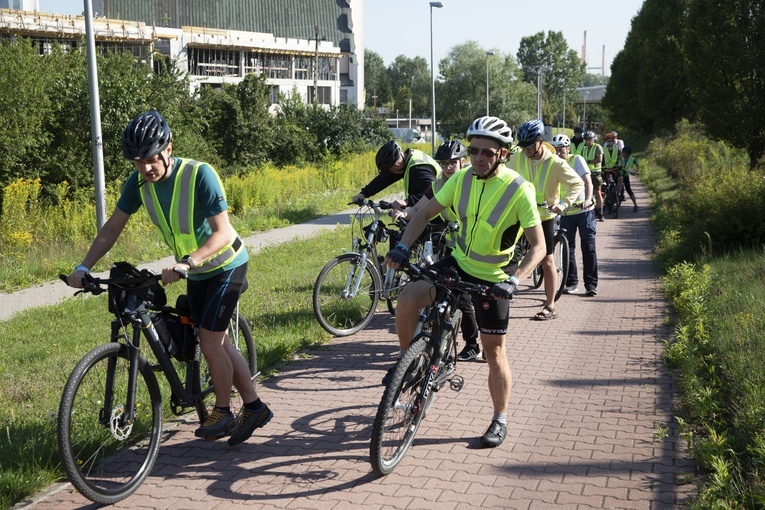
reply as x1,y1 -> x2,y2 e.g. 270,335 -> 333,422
490,277 -> 518,300
385,243 -> 409,270
66,265 -> 90,289
350,193 -> 365,205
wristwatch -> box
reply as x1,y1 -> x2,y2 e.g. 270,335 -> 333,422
180,255 -> 196,268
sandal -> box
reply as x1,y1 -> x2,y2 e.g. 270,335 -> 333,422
533,305 -> 557,321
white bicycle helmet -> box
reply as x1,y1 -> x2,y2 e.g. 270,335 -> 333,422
550,134 -> 570,148
466,116 -> 513,146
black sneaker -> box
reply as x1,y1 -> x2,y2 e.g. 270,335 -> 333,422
227,404 -> 273,446
457,344 -> 480,361
195,408 -> 236,439
480,420 -> 507,447
585,287 -> 598,296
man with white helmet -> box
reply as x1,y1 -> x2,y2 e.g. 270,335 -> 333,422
550,134 -> 599,296
509,119 -> 584,320
385,116 -> 545,447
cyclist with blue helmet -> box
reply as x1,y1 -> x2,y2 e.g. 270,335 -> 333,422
66,110 -> 272,446
509,119 -> 584,320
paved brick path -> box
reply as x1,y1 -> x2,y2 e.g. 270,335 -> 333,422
23,178 -> 696,509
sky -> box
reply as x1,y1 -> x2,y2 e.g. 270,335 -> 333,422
38,0 -> 644,76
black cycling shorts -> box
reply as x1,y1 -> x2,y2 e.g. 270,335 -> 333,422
432,256 -> 511,335
541,218 -> 556,256
187,263 -> 248,332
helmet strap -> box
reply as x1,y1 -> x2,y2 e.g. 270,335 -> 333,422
474,156 -> 504,180
158,154 -> 172,181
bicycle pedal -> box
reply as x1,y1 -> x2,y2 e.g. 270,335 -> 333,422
449,375 -> 464,391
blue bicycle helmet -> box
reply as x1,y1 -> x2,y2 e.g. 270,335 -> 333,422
516,119 -> 545,147
434,140 -> 467,161
122,110 -> 172,160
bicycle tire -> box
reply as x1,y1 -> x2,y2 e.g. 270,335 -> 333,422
385,244 -> 422,316
196,312 -> 258,423
553,235 -> 570,302
58,342 -> 163,505
612,194 -> 620,219
370,335 -> 432,475
532,263 -> 544,288
313,253 -> 381,336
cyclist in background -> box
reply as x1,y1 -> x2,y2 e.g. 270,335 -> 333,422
393,140 -> 481,362
65,110 -> 272,447
602,132 -> 621,202
351,141 -> 439,211
582,131 -> 604,221
570,126 -> 585,156
386,116 -> 545,447
509,119 -> 583,321
551,134 -> 599,297
619,145 -> 640,212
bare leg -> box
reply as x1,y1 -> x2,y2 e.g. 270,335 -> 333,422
199,327 -> 258,407
480,333 -> 511,414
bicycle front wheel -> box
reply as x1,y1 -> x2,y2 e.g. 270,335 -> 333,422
58,342 -> 163,505
313,253 -> 381,336
196,312 -> 258,422
553,235 -> 570,302
370,335 -> 432,475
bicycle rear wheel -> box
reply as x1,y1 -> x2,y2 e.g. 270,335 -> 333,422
532,263 -> 544,288
313,253 -> 381,336
58,342 -> 162,505
196,312 -> 258,423
385,243 -> 422,315
553,235 -> 570,302
370,335 -> 432,475
612,192 -> 620,219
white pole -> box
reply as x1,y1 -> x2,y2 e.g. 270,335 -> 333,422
84,0 -> 107,230
429,2 -> 443,155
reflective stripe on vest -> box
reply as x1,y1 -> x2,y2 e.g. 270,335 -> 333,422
403,149 -> 439,197
138,159 -> 244,274
583,143 -> 602,173
515,152 -> 554,219
454,167 -> 526,265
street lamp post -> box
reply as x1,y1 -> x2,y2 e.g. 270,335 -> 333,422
485,51 -> 494,116
429,1 -> 443,155
396,109 -> 399,129
583,90 -> 589,130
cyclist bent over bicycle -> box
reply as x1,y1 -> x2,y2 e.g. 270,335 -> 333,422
66,110 -> 272,446
385,116 -> 545,447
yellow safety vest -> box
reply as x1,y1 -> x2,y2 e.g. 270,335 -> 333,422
515,152 -> 555,221
603,144 -> 620,169
138,159 -> 244,274
583,143 -> 602,174
571,140 -> 586,156
432,173 -> 460,248
451,166 -> 529,281
403,149 -> 439,197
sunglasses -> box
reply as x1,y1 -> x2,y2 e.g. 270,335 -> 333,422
467,146 -> 500,158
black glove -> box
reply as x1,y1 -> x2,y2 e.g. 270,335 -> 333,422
490,279 -> 517,300
386,243 -> 409,266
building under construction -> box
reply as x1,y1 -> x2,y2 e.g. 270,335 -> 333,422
0,0 -> 365,108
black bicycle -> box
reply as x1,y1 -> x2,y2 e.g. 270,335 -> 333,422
57,262 -> 257,504
312,199 -> 456,336
369,263 -> 488,475
603,170 -> 620,219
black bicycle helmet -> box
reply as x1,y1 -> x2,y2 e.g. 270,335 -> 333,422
466,116 -> 513,146
122,110 -> 172,160
434,140 -> 467,161
375,141 -> 403,173
574,126 -> 583,134
516,119 -> 545,147
622,145 -> 632,155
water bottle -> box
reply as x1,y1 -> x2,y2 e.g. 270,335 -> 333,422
151,313 -> 178,357
422,240 -> 434,265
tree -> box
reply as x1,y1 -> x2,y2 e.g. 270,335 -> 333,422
363,50 -> 392,111
603,0 -> 691,134
387,55 -> 430,117
683,0 -> 765,168
437,41 -> 536,137
516,31 -> 585,124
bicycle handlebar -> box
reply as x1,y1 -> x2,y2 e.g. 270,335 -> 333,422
404,262 -> 489,297
59,265 -> 187,296
349,198 -> 395,210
